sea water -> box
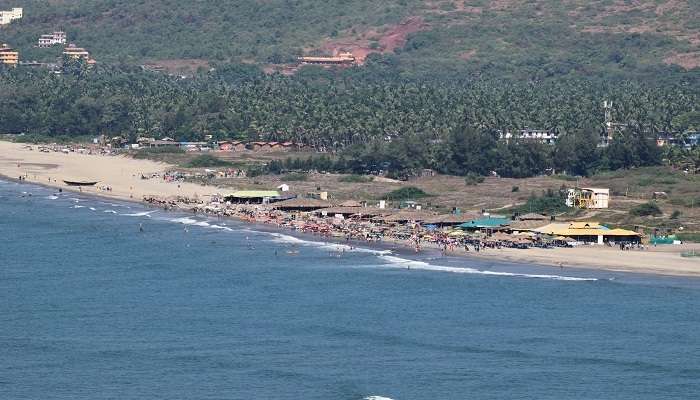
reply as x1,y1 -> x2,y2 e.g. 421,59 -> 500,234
1,179 -> 699,399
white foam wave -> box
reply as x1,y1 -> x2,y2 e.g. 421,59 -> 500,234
267,232 -> 391,255
209,224 -> 234,232
89,207 -> 97,211
378,255 -> 597,282
72,205 -> 85,209
121,211 -> 155,217
364,397 -> 395,400
46,195 -> 59,200
167,217 -> 234,231
103,210 -> 118,214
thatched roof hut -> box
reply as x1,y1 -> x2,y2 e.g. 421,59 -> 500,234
315,206 -> 392,218
271,197 -> 332,211
374,210 -> 438,223
516,213 -> 549,221
506,219 -> 551,232
338,200 -> 362,207
424,212 -> 482,226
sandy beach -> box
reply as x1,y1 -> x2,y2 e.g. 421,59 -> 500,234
1,140 -> 699,277
0,141 -> 218,203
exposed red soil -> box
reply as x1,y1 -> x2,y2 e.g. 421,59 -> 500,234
664,52 -> 700,70
318,16 -> 428,64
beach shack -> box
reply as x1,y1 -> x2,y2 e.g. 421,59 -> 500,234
533,222 -> 640,245
458,216 -> 511,231
424,212 -> 482,227
271,197 -> 332,212
315,206 -> 390,220
225,190 -> 280,204
218,141 -> 234,151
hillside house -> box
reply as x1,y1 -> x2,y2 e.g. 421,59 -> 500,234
249,142 -> 273,152
38,32 -> 67,47
0,43 -> 19,66
63,44 -> 94,64
0,8 -> 22,25
298,52 -> 356,65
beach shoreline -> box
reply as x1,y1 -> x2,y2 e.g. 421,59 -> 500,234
2,140 -> 699,278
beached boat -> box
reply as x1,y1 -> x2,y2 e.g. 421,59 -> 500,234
63,180 -> 98,187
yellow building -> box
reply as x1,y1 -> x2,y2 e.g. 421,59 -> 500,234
0,43 -> 19,66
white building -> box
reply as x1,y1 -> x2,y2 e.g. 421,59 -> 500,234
499,128 -> 559,145
38,32 -> 67,47
0,7 -> 22,25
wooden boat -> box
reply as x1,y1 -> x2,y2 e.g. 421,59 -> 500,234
63,180 -> 98,187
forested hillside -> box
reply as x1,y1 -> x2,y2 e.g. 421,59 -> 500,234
2,65 -> 699,177
1,0 -> 699,80
2,1 -> 700,178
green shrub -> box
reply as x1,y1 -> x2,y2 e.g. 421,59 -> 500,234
670,210 -> 682,219
677,233 -> 700,243
338,174 -> 374,183
383,186 -> 432,201
133,147 -> 186,159
184,154 -> 231,168
511,186 -> 520,192
629,201 -> 662,217
517,189 -> 568,214
464,172 -> 485,186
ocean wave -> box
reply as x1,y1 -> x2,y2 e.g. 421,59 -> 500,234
88,207 -> 97,211
364,396 -> 395,400
72,205 -> 85,209
103,210 -> 118,214
167,217 -> 234,231
46,195 -> 59,200
377,255 -> 597,282
208,224 -> 234,232
267,232 -> 392,255
121,211 -> 155,217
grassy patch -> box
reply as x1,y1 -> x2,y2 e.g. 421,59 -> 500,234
280,172 -> 308,181
184,154 -> 232,168
338,174 -> 374,183
551,174 -> 578,182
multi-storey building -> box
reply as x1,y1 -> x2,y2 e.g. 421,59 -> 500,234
0,7 -> 22,25
63,43 -> 90,59
0,43 -> 19,66
38,32 -> 67,47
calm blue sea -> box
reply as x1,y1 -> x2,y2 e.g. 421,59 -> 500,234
2,179 -> 700,400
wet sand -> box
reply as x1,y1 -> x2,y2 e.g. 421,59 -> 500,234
1,140 -> 699,277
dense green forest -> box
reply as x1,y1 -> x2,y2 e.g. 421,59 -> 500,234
2,63 -> 699,178
1,0 -> 699,82
1,1 -> 699,178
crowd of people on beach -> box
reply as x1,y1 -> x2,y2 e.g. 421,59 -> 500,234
141,195 -> 591,255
